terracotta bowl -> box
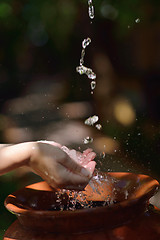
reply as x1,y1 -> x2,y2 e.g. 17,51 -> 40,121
4,172 -> 159,233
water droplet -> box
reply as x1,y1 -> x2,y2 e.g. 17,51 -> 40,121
76,65 -> 86,75
88,0 -> 94,19
88,5 -> 94,19
101,152 -> 105,158
125,190 -> 129,199
85,115 -> 99,126
91,80 -> 96,89
80,49 -> 85,65
88,71 -> 96,80
135,18 -> 140,23
95,124 -> 102,130
82,38 -> 91,49
76,65 -> 96,80
83,136 -> 93,144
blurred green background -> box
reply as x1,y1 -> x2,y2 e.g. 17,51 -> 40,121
0,0 -> 160,238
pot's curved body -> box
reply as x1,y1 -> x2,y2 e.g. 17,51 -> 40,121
4,172 -> 160,239
4,211 -> 160,240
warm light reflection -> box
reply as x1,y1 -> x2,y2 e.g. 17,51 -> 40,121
113,98 -> 136,126
93,136 -> 119,155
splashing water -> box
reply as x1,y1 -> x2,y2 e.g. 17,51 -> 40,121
76,37 -> 96,81
52,171 -> 115,211
76,4 -> 96,87
76,1 -> 102,149
88,0 -> 95,19
83,136 -> 93,144
80,37 -> 91,66
79,37 -> 91,66
135,18 -> 140,23
85,115 -> 99,126
76,65 -> 96,80
82,37 -> 91,49
84,116 -> 102,131
95,124 -> 102,130
91,80 -> 96,89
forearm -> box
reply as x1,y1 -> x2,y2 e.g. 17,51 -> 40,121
0,142 -> 33,175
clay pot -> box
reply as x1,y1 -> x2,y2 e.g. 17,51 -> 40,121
4,172 -> 159,236
4,211 -> 160,240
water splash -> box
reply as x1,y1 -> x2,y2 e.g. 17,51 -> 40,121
80,37 -> 91,66
84,116 -> 102,131
54,171 -> 114,211
82,37 -> 91,49
76,2 -> 97,93
85,115 -> 99,126
83,136 -> 93,144
76,37 -> 96,81
88,0 -> 95,19
95,123 -> 102,130
76,65 -> 96,80
76,0 -> 103,146
135,18 -> 140,23
91,80 -> 96,90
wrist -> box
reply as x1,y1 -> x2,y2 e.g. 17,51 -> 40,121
0,142 -> 34,175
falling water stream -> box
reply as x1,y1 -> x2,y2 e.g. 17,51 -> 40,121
76,0 -> 96,92
76,0 -> 102,145
53,1 -> 109,211
53,1 -> 110,211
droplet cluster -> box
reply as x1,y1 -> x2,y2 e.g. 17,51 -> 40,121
51,172 -> 114,211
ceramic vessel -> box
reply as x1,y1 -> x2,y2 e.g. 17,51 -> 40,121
4,172 -> 159,235
4,211 -> 160,240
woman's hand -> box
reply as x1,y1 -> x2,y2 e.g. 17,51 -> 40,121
29,141 -> 96,190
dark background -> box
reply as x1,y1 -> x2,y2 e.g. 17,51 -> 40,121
0,0 -> 160,238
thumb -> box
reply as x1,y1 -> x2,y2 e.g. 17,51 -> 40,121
60,155 -> 92,178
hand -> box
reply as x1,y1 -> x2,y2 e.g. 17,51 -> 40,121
29,141 -> 96,190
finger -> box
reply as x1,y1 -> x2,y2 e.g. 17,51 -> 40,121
85,161 -> 96,175
59,166 -> 90,187
61,146 -> 70,154
59,155 -> 92,178
67,149 -> 78,162
82,148 -> 93,156
38,140 -> 62,148
61,162 -> 96,187
81,152 -> 96,166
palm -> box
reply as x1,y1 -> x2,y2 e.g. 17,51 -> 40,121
61,146 -> 96,174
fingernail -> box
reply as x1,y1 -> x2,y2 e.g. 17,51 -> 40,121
81,167 -> 92,178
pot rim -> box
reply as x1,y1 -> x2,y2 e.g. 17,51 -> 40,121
4,172 -> 159,218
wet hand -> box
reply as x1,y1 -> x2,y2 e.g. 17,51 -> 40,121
29,141 -> 96,190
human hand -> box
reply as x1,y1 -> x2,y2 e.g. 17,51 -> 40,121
29,141 -> 96,190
